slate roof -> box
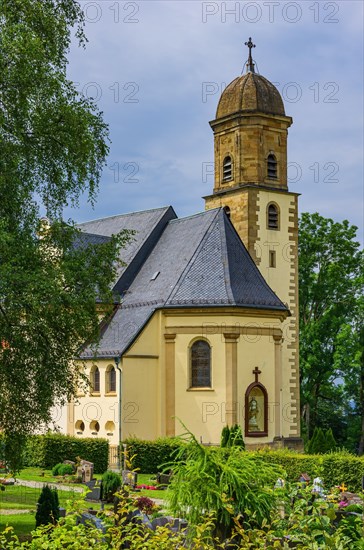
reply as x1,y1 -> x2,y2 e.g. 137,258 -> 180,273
72,231 -> 111,250
77,206 -> 177,291
81,207 -> 288,359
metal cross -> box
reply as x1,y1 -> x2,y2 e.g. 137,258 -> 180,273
253,366 -> 261,383
244,37 -> 256,73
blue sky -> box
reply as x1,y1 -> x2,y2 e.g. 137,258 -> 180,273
65,0 -> 363,242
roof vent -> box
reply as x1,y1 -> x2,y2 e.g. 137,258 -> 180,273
150,271 -> 160,281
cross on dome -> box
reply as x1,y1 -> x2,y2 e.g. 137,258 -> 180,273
244,37 -> 256,73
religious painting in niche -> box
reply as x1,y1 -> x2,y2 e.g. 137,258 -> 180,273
247,387 -> 265,432
245,376 -> 268,437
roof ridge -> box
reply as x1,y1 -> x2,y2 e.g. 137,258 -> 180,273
219,211 -> 235,304
77,206 -> 174,226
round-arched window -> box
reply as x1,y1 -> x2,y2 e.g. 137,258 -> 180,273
190,340 -> 211,388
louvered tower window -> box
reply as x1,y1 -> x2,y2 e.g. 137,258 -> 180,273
222,156 -> 233,182
267,204 -> 279,230
267,154 -> 277,179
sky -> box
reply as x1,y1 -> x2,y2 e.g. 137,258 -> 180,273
65,0 -> 363,242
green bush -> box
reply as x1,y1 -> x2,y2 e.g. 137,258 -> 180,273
249,449 -> 364,492
52,463 -> 63,476
122,437 -> 186,473
220,426 -> 230,447
35,485 -> 60,527
52,462 -> 73,476
24,433 -> 108,473
101,471 -> 121,502
321,450 -> 364,491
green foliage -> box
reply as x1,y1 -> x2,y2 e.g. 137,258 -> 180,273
24,433 -> 108,473
122,437 -> 185,474
52,462 -> 73,476
0,0 -> 130,472
321,450 -> 364,491
166,428 -> 283,541
220,425 -> 230,447
101,471 -> 121,502
325,428 -> 337,453
1,487 -> 364,548
229,424 -> 245,449
307,427 -> 337,454
299,213 -> 363,450
252,448 -> 364,492
35,485 -> 60,527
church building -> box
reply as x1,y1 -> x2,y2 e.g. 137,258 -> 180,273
65,40 -> 301,452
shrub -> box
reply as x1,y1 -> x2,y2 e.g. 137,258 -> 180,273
35,485 -> 60,527
58,463 -> 74,476
220,426 -> 230,447
166,429 -> 283,542
101,471 -> 121,502
122,437 -> 186,473
52,463 -> 63,476
24,433 -> 108,473
229,424 -> 245,449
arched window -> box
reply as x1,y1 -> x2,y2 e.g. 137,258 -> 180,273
267,154 -> 277,179
224,206 -> 231,220
106,365 -> 116,393
190,340 -> 211,388
90,366 -> 100,393
245,383 -> 268,437
222,156 -> 233,182
267,203 -> 279,230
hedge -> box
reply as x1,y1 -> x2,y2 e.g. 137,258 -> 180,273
24,433 -> 109,474
122,437 -> 186,474
122,438 -> 364,492
248,449 -> 364,493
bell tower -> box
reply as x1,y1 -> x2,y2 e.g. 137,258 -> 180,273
204,39 -> 301,441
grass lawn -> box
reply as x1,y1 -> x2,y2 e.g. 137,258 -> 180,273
0,512 -> 35,542
134,473 -> 169,501
0,485 -> 80,511
15,467 -> 86,488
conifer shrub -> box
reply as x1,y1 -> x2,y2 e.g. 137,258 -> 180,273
101,471 -> 121,502
220,426 -> 230,447
35,485 -> 60,527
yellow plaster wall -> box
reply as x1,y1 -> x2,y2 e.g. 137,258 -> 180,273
164,310 -> 283,444
71,359 -> 120,445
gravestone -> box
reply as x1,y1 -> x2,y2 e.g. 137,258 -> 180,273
84,465 -> 92,483
122,469 -> 137,488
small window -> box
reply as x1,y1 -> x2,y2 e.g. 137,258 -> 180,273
106,365 -> 116,393
90,420 -> 100,434
105,421 -> 115,436
224,206 -> 231,220
267,203 -> 279,230
267,154 -> 277,179
90,366 -> 100,393
75,420 -> 85,435
222,156 -> 233,182
269,250 -> 276,268
190,340 -> 211,388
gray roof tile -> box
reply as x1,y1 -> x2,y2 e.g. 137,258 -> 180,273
81,207 -> 287,359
